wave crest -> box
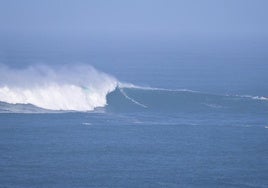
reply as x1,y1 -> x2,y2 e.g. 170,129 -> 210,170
0,64 -> 118,111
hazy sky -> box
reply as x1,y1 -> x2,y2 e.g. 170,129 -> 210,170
0,0 -> 268,39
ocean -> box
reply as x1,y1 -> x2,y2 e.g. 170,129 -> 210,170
0,38 -> 268,187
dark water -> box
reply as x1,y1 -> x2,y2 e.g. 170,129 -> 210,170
0,113 -> 267,188
0,38 -> 268,187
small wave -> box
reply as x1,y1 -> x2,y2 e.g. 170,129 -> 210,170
82,122 -> 92,125
238,95 -> 268,101
252,96 -> 268,101
202,103 -> 223,109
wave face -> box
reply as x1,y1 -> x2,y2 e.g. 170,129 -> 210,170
0,64 -> 267,114
0,64 -> 117,111
106,87 -> 268,114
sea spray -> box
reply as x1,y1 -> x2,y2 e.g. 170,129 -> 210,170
0,64 -> 118,111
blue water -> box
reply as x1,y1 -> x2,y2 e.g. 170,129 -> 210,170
0,38 -> 268,187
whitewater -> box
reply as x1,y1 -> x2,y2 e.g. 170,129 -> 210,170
0,64 -> 118,111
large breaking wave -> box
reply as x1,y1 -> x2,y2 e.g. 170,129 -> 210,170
0,64 -> 267,114
0,64 -> 117,111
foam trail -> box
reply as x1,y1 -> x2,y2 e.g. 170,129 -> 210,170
119,82 -> 268,101
118,82 -> 196,92
0,64 -> 118,111
238,95 -> 268,101
119,88 -> 147,108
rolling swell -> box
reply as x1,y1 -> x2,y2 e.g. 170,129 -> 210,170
106,87 -> 268,114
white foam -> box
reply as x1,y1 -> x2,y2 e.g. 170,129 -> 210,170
118,82 -> 195,92
252,96 -> 268,101
0,64 -> 118,111
239,94 -> 268,101
82,122 -> 92,125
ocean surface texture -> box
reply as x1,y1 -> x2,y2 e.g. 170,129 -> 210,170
0,39 -> 268,188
